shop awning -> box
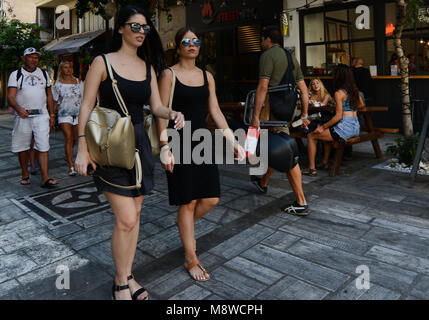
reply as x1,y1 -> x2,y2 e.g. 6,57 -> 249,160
43,29 -> 105,55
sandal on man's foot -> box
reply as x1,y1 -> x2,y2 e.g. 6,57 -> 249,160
185,259 -> 210,282
316,162 -> 329,170
20,177 -> 31,185
41,178 -> 57,189
302,168 -> 317,176
68,167 -> 77,176
127,274 -> 149,300
111,281 -> 130,300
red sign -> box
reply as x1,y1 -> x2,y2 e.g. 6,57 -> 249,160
217,10 -> 240,23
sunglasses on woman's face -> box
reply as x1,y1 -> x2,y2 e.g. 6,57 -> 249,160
181,38 -> 201,47
125,22 -> 151,34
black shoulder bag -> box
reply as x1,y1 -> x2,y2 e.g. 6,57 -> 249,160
268,49 -> 298,121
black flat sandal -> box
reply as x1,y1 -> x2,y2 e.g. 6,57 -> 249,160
112,281 -> 130,300
127,274 -> 149,300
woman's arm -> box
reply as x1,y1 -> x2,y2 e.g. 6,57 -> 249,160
149,67 -> 184,130
156,68 -> 175,172
321,94 -> 331,106
321,90 -> 344,130
156,69 -> 173,145
206,71 -> 245,160
206,71 -> 235,142
75,55 -> 106,176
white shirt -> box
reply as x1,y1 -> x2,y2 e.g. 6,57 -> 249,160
8,67 -> 51,114
52,80 -> 84,117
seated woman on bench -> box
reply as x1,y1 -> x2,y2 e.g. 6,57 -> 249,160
308,78 -> 331,106
303,64 -> 363,176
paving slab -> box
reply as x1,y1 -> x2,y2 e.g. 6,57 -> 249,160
331,280 -> 401,300
410,275 -> 429,299
209,224 -> 275,259
257,276 -> 329,300
362,226 -> 429,259
241,244 -> 350,292
286,239 -> 417,293
223,256 -> 284,285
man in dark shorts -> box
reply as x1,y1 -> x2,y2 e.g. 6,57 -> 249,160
250,26 -> 310,216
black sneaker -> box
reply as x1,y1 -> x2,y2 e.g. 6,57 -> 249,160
281,201 -> 309,216
250,176 -> 267,194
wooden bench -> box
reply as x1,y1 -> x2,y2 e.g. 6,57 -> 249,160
290,129 -> 385,176
289,105 -> 390,176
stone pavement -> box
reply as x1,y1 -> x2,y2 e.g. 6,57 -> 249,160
0,112 -> 428,300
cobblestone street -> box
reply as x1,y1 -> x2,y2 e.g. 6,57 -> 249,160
0,113 -> 428,300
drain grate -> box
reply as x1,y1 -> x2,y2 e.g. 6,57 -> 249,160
12,181 -> 166,229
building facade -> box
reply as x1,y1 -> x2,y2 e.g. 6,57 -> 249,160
1,0 -> 38,23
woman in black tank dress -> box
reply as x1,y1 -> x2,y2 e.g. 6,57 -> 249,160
157,28 -> 245,282
75,6 -> 184,300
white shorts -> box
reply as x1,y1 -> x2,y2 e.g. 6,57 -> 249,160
58,115 -> 78,126
11,115 -> 50,153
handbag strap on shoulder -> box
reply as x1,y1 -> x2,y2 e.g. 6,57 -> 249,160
103,54 -> 129,117
168,67 -> 176,110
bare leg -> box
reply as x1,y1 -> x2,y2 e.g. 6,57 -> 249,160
287,164 -> 307,205
260,167 -> 274,187
60,123 -> 74,169
323,142 -> 332,165
106,191 -> 141,300
38,151 -> 55,184
178,201 -> 209,281
125,195 -> 148,300
193,197 -> 219,222
29,138 -> 38,170
18,151 -> 30,179
307,133 -> 317,170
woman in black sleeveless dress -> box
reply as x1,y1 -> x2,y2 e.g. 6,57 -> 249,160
157,28 -> 245,282
75,6 -> 184,300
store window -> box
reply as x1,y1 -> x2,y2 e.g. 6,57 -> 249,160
385,1 -> 429,74
302,5 -> 375,75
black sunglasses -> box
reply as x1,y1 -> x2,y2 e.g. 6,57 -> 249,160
181,38 -> 201,47
125,22 -> 151,35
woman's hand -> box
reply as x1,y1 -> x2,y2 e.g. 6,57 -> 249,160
169,111 -> 184,129
160,147 -> 175,172
75,149 -> 97,176
233,141 -> 246,161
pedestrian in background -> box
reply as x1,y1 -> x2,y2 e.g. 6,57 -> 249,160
7,47 -> 57,188
52,61 -> 84,176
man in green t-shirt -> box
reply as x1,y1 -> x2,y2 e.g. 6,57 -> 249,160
250,26 -> 309,215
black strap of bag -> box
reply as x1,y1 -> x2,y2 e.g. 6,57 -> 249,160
268,49 -> 298,122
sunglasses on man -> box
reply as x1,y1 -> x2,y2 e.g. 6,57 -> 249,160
181,38 -> 201,47
126,22 -> 151,35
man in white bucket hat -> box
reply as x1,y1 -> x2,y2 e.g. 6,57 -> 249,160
7,47 -> 58,188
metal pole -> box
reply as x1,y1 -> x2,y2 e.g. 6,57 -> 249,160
410,103 -> 429,185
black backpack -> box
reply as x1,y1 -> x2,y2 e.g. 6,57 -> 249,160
16,67 -> 49,92
268,49 -> 298,121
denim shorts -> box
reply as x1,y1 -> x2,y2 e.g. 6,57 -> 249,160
332,116 -> 360,141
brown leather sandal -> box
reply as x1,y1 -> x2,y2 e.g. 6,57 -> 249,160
185,259 -> 210,282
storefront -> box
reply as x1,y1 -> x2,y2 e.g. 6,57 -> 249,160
294,0 -> 429,130
186,0 -> 283,102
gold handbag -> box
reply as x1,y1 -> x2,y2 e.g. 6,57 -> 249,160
144,67 -> 176,155
85,54 -> 142,190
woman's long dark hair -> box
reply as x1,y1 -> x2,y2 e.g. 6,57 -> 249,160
110,5 -> 166,78
332,64 -> 360,109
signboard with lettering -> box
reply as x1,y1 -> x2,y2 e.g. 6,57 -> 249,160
187,0 -> 282,31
